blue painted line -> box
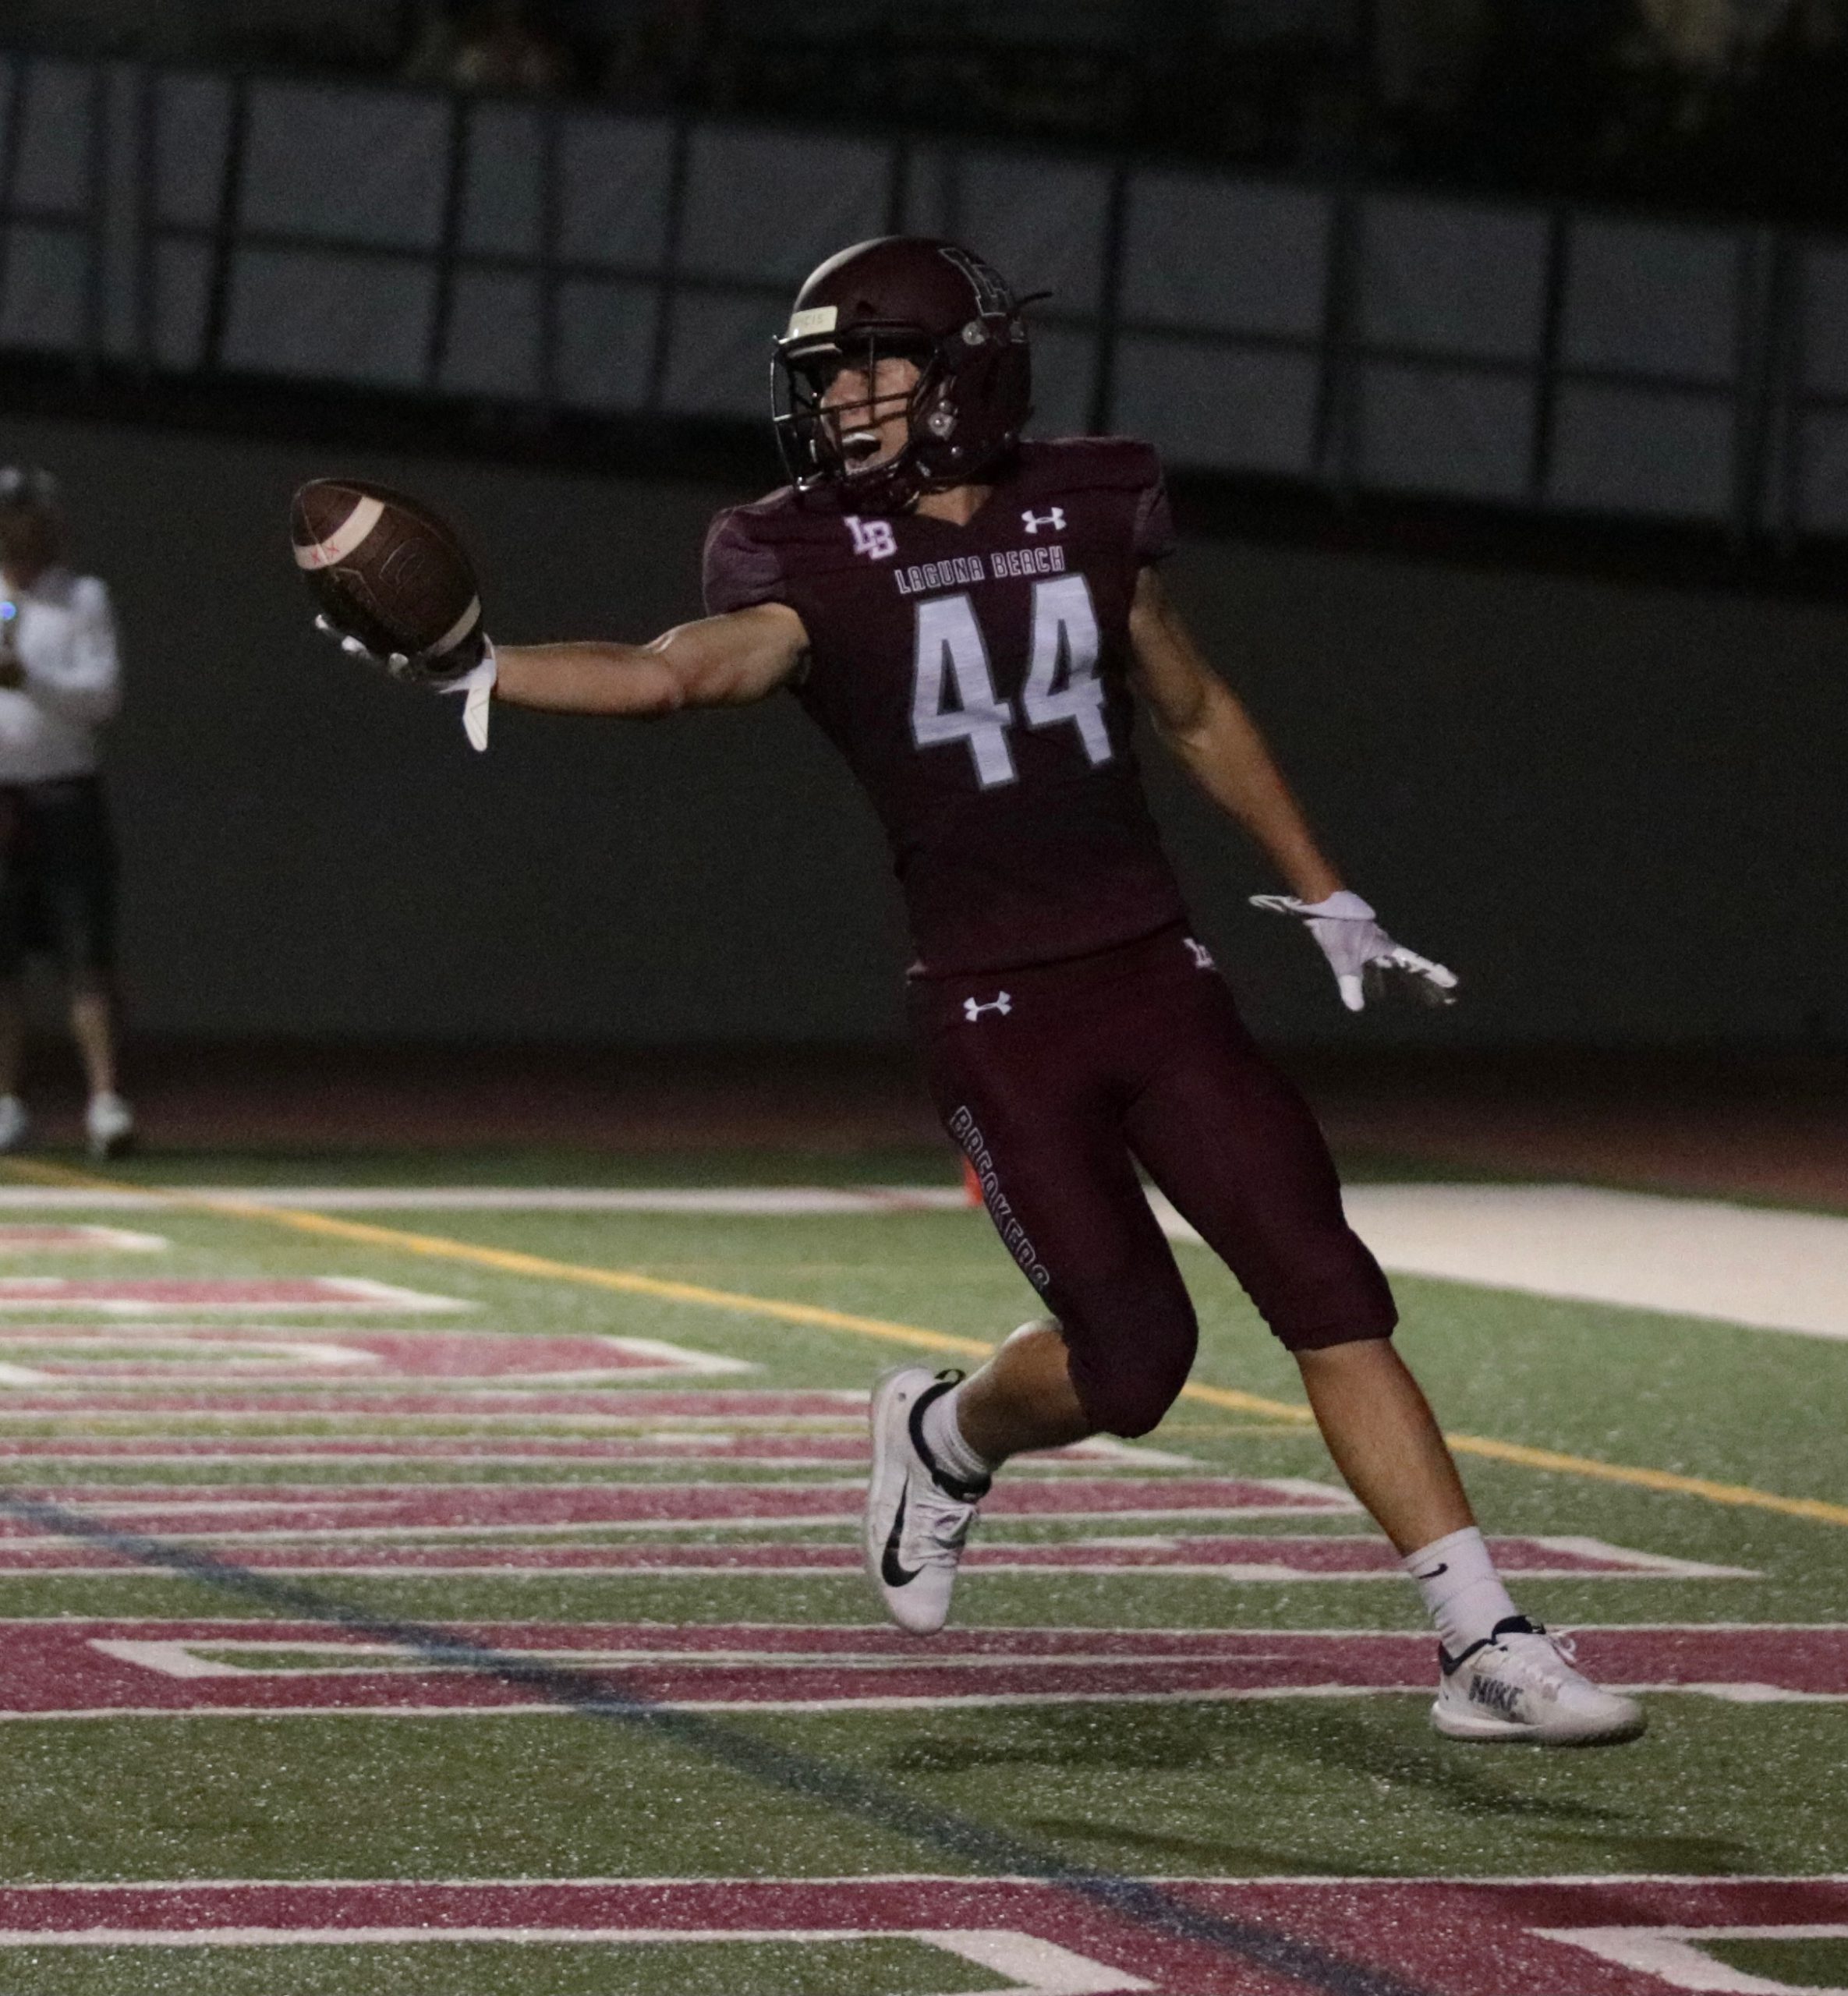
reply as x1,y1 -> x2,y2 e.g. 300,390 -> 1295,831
0,1490 -> 1432,1996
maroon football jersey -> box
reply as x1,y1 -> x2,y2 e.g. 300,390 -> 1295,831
703,437 -> 1190,976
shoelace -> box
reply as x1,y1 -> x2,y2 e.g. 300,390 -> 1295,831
908,1481 -> 978,1564
1489,1630 -> 1575,1700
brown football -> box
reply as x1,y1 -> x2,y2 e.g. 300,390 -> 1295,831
290,479 -> 481,659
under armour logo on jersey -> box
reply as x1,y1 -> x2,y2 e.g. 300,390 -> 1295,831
963,991 -> 1013,1022
1021,508 -> 1066,536
844,515 -> 897,561
1185,937 -> 1215,970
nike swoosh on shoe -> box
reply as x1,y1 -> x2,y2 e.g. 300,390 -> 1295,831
881,1485 -> 922,1588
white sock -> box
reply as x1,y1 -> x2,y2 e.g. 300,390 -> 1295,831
1404,1526 -> 1522,1654
919,1382 -> 994,1488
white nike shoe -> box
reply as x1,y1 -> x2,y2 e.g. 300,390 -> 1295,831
85,1092 -> 134,1160
1432,1616 -> 1645,1746
865,1365 -> 989,1637
0,1095 -> 27,1153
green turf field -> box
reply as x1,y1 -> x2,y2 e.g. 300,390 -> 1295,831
0,1147 -> 1840,1994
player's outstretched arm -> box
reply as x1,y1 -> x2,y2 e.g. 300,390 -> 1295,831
494,603 -> 809,717
1128,564 -> 1341,901
1128,564 -> 1457,1010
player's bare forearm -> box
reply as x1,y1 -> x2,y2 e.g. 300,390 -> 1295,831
1162,680 -> 1342,901
494,603 -> 809,717
492,641 -> 681,716
1128,567 -> 1342,902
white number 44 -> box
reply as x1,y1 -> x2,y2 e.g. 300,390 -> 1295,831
911,575 -> 1111,789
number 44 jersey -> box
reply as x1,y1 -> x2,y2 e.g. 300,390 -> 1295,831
703,437 -> 1191,978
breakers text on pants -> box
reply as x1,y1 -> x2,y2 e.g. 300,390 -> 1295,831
949,1106 -> 1053,1293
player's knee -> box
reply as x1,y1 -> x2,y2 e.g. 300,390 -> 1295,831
1085,1368 -> 1188,1437
1070,1318 -> 1196,1438
1260,1230 -> 1398,1353
1100,1379 -> 1181,1436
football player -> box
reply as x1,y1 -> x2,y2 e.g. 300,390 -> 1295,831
324,237 -> 1641,1746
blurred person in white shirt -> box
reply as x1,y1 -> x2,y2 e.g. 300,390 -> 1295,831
0,468 -> 131,1158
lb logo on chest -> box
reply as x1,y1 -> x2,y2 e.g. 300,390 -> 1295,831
844,515 -> 897,561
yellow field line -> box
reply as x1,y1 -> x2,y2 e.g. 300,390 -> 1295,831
1435,1434 -> 1848,1528
11,1156 -> 1848,1528
3,1159 -> 998,1356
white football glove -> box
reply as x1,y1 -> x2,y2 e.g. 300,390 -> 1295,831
1251,889 -> 1459,1013
313,614 -> 497,752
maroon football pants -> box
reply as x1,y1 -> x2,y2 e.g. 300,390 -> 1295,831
910,924 -> 1397,1438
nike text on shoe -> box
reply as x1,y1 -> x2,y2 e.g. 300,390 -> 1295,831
1432,1616 -> 1646,1746
864,1366 -> 990,1637
85,1092 -> 134,1161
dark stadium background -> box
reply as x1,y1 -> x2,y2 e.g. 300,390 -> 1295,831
1,0 -> 1843,1184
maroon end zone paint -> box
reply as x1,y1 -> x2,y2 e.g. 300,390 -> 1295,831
0,1437 -> 1133,1469
0,1328 -> 735,1386
0,1874 -> 1838,1994
0,1478 -> 1358,1549
0,1386 -> 866,1435
0,1388 -> 874,1415
0,1226 -> 160,1250
0,1534 -> 1740,1578
0,1434 -> 892,1463
0,1279 -> 457,1311
7,1622 -> 1843,1717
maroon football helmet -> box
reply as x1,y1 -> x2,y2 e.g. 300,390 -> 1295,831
773,236 -> 1035,511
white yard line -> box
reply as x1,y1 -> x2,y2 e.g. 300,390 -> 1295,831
0,1871 -> 1832,1891
0,1226 -> 167,1251
0,1186 -> 972,1213
1533,1923 -> 1848,1993
9,1683 -> 1843,1720
0,1923 -> 1142,1991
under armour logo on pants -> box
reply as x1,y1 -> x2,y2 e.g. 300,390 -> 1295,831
963,992 -> 1013,1021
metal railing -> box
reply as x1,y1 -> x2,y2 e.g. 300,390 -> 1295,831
2,48 -> 1845,541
